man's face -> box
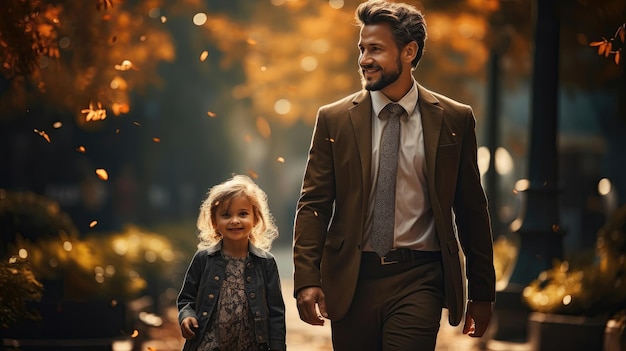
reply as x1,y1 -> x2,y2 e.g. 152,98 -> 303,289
358,23 -> 403,91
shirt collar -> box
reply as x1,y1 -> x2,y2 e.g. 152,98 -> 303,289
371,79 -> 419,119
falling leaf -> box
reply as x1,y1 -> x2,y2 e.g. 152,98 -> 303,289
207,111 -> 217,118
256,117 -> 271,138
200,50 -> 209,61
96,168 -> 109,181
133,121 -> 142,126
247,169 -> 258,179
276,156 -> 285,163
152,137 -> 161,143
110,35 -> 117,43
247,38 -> 257,45
53,121 -> 62,128
131,329 -> 139,338
33,129 -> 51,143
77,145 -> 86,153
89,220 -> 98,228
161,16 -> 167,23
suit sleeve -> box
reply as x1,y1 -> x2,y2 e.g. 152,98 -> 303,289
293,106 -> 336,296
453,107 -> 496,302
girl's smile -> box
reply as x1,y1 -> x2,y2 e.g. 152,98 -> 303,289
214,195 -> 257,254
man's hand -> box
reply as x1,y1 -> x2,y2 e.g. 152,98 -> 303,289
181,316 -> 199,339
462,300 -> 493,337
296,286 -> 328,326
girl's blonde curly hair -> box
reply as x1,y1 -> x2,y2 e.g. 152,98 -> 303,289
196,174 -> 279,251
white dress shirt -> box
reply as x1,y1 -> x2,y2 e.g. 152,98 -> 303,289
365,80 -> 440,252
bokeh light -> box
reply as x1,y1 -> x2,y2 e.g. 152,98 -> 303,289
193,13 -> 207,26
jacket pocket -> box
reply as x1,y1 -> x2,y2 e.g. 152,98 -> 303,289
325,232 -> 344,251
437,143 -> 460,159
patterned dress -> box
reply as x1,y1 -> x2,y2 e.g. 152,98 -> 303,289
197,254 -> 257,351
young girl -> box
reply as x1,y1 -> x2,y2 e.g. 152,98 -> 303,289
177,174 -> 286,351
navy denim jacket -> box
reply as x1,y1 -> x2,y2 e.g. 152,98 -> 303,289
177,241 -> 286,351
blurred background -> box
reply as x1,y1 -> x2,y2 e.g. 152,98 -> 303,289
1,0 -> 625,350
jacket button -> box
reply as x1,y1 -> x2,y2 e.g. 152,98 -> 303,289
255,311 -> 261,317
246,276 -> 253,283
247,262 -> 253,268
202,311 -> 208,316
213,275 -> 219,281
208,294 -> 215,299
249,292 -> 256,299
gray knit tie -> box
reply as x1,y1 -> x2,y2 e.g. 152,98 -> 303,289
371,103 -> 406,257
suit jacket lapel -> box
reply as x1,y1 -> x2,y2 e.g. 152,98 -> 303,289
418,84 -> 443,183
349,90 -> 373,205
348,86 -> 443,208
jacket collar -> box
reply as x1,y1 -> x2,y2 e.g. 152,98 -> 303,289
204,240 -> 269,258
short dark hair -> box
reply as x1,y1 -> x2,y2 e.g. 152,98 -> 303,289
356,0 -> 427,68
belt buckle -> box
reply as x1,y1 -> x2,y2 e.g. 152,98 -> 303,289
380,255 -> 399,265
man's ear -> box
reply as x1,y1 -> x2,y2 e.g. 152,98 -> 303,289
403,41 -> 418,64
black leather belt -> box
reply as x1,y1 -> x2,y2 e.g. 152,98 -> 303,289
362,249 -> 441,266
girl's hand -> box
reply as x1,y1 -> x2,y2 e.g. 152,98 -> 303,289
181,316 -> 199,339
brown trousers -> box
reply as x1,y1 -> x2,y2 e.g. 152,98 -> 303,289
331,255 -> 445,351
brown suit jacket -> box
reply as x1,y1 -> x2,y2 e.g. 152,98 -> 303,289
293,84 -> 495,326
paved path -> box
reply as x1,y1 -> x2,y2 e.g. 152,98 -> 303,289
142,246 -> 486,350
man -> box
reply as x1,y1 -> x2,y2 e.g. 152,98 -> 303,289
293,1 -> 496,350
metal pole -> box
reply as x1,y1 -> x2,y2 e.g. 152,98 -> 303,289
508,0 -> 564,286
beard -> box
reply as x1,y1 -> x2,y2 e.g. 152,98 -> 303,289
360,57 -> 403,91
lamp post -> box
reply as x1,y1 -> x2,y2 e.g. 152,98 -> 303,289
508,0 -> 564,289
490,0 -> 564,345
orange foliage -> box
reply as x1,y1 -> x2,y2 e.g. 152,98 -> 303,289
590,23 -> 625,65
0,0 -> 175,127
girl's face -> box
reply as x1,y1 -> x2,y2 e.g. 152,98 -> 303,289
214,195 -> 257,245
